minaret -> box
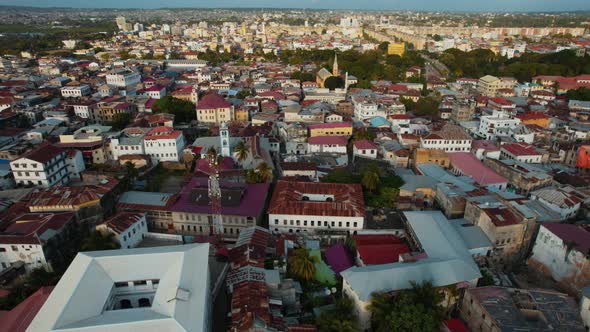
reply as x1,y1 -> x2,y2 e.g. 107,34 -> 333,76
345,71 -> 349,91
332,53 -> 339,76
220,122 -> 231,157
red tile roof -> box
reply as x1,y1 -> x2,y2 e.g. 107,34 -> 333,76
501,142 -> 539,156
307,121 -> 352,130
0,212 -> 75,245
102,212 -> 144,234
308,136 -> 348,146
448,152 -> 507,186
144,126 -> 182,140
196,93 -> 231,110
0,286 -> 54,332
353,139 -> 377,150
17,144 -> 64,164
516,112 -> 549,121
542,223 -> 590,254
268,181 -> 365,217
353,234 -> 410,265
482,207 -> 520,227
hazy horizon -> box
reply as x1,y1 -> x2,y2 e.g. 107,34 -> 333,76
1,0 -> 590,12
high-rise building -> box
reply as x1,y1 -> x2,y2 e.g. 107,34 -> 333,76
115,16 -> 127,30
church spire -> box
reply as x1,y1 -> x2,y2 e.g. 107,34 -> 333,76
332,52 -> 339,76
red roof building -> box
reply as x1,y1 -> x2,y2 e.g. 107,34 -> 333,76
196,93 -> 231,110
268,181 -> 365,234
353,234 -> 410,266
0,286 -> 54,332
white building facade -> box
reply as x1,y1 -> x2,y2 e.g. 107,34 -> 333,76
144,127 -> 185,162
10,146 -> 71,187
60,85 -> 91,98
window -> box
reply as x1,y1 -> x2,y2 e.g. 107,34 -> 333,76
11,245 -> 18,251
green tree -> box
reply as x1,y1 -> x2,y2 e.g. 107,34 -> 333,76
478,269 -> 495,287
369,281 -> 445,332
81,231 -> 120,251
368,292 -> 394,330
361,168 -> 380,193
99,53 -> 112,62
152,96 -> 196,123
125,161 -> 139,178
236,89 -> 252,99
316,297 -> 357,332
566,87 -> 590,101
292,71 -> 315,82
234,140 -> 249,163
255,162 -> 273,182
324,76 -> 345,90
353,129 -> 376,142
109,113 -> 131,130
321,168 -> 358,184
288,248 -> 319,282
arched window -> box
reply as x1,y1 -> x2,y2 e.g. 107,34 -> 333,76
302,196 -> 309,201
138,298 -> 151,307
326,197 -> 333,202
120,299 -> 132,309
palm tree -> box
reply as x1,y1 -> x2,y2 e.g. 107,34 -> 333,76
234,140 -> 249,163
255,162 -> 273,182
368,292 -> 394,330
81,232 -> 120,251
288,248 -> 319,282
362,169 -> 380,192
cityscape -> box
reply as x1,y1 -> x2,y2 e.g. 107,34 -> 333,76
0,2 -> 590,332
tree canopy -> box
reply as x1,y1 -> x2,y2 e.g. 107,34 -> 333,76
368,281 -> 445,332
108,112 -> 131,130
324,76 -> 344,90
438,49 -> 590,82
321,163 -> 404,208
566,87 -> 590,101
316,297 -> 357,332
152,96 -> 196,123
81,231 -> 120,251
288,248 -> 319,282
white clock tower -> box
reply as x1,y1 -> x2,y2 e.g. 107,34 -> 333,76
220,122 -> 231,157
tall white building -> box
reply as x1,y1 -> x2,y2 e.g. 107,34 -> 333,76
108,128 -> 148,161
478,109 -> 521,140
144,126 -> 185,162
219,122 -> 231,157
10,145 -> 71,187
27,244 -> 212,332
106,68 -> 141,88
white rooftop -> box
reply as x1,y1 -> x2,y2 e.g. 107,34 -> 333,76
27,244 -> 210,332
341,211 -> 481,302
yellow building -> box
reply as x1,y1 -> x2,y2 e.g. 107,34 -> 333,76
235,107 -> 249,122
413,148 -> 450,168
308,122 -> 353,137
387,42 -> 406,56
478,75 -> 516,97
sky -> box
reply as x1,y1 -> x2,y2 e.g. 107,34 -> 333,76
0,0 -> 590,12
